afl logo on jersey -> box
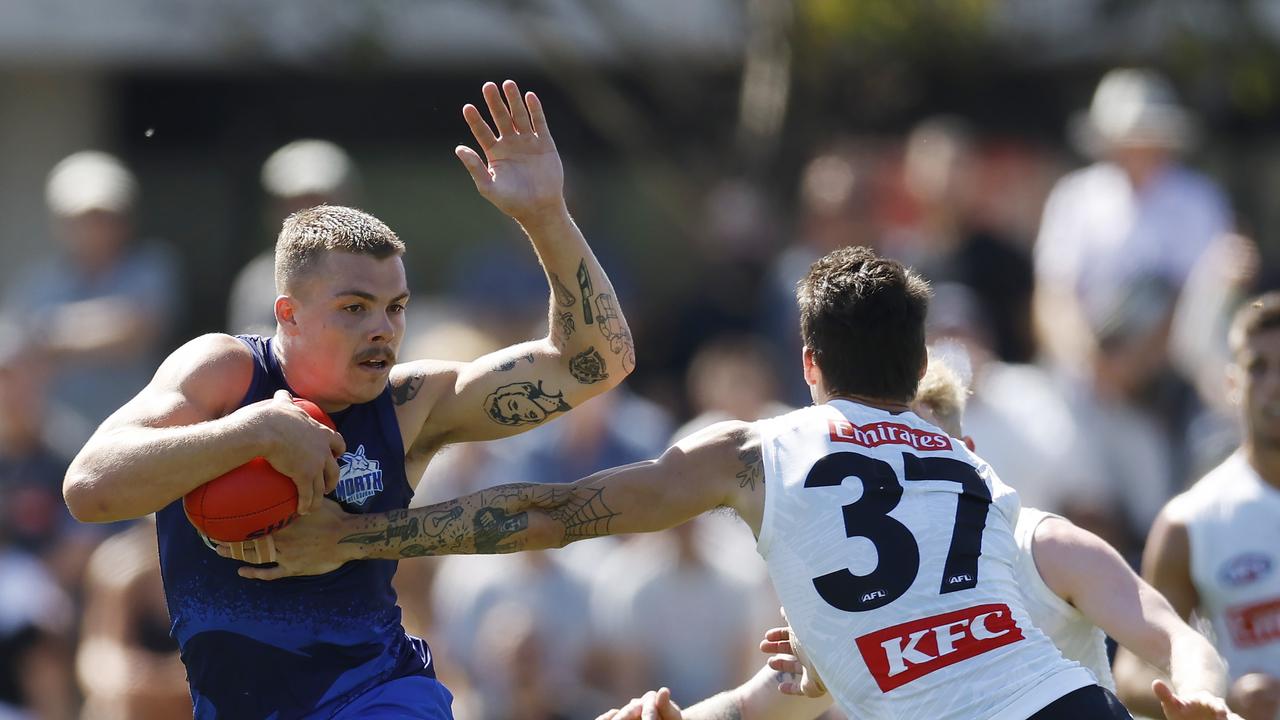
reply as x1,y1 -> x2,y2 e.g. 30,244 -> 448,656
1220,552 -> 1273,587
335,445 -> 384,506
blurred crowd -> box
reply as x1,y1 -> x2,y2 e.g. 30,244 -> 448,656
0,67 -> 1270,719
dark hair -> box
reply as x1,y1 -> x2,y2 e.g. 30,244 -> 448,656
797,246 -> 931,402
274,205 -> 405,292
1229,291 -> 1280,357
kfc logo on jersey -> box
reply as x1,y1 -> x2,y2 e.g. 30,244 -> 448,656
1226,597 -> 1280,648
856,604 -> 1024,692
829,419 -> 952,452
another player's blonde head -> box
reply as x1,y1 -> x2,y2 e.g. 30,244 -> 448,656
913,355 -> 968,439
274,205 -> 404,293
1229,291 -> 1280,359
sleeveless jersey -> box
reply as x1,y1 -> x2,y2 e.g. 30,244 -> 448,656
755,400 -> 1094,720
155,335 -> 436,719
1169,450 -> 1280,681
1013,508 -> 1115,690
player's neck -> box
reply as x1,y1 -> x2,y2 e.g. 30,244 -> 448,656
825,392 -> 911,414
1244,441 -> 1280,490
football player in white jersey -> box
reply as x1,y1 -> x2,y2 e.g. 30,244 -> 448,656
1115,292 -> 1280,720
595,357 -> 1237,720
244,247 -> 1147,717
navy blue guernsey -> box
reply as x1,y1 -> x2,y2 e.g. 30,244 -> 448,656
155,335 -> 435,719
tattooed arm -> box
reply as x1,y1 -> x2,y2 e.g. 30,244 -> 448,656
385,81 -> 632,459
228,422 -> 762,578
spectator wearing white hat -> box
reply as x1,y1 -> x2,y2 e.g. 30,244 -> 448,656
1034,68 -> 1233,384
227,139 -> 358,336
2,151 -> 179,443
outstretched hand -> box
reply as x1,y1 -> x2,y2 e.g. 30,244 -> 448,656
456,80 -> 566,225
595,687 -> 683,720
1153,679 -> 1242,720
759,610 -> 828,698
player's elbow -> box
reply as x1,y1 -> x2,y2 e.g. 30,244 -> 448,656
63,468 -> 114,523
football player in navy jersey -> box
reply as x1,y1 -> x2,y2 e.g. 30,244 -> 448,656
63,80 -> 633,719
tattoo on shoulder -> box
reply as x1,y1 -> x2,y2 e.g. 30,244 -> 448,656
484,380 -> 572,426
568,346 -> 609,384
735,442 -> 763,492
391,371 -> 426,406
494,353 -> 536,372
594,292 -> 635,373
550,272 -> 577,308
576,259 -> 595,325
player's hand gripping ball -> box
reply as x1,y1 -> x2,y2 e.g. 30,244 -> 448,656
184,398 -> 336,543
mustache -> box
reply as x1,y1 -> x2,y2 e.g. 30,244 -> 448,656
355,347 -> 396,364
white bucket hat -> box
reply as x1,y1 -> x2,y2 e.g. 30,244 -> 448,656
1070,68 -> 1197,157
45,150 -> 138,217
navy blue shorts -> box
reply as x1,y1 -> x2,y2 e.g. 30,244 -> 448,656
1030,685 -> 1132,719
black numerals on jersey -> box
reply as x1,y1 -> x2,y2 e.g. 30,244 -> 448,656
805,453 -> 919,611
902,454 -> 991,594
805,451 -> 993,612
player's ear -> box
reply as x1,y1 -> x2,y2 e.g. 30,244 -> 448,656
963,435 -> 976,453
1225,359 -> 1244,407
275,295 -> 300,334
802,347 -> 820,388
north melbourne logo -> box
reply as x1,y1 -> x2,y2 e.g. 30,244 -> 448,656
856,604 -> 1024,692
335,445 -> 384,506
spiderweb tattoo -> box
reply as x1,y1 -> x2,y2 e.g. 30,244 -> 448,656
543,486 -> 619,541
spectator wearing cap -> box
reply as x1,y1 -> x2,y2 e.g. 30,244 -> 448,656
1,151 -> 179,444
1034,68 -> 1233,385
227,139 -> 358,336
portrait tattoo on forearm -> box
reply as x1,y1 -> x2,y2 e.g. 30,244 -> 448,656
390,371 -> 425,406
568,346 -> 608,384
550,272 -> 576,308
494,353 -> 535,372
593,293 -> 636,373
576,259 -> 595,325
484,380 -> 572,426
473,507 -> 529,553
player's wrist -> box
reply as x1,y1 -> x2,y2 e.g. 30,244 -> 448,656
512,200 -> 571,233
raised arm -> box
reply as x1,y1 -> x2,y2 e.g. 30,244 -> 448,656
1031,515 -> 1232,717
63,333 -> 345,523
393,81 -> 633,453
228,421 -> 765,579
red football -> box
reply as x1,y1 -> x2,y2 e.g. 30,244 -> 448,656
184,398 -> 337,543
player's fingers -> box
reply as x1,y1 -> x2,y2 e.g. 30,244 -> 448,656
641,691 -> 659,720
311,473 -> 327,514
654,688 -> 680,720
255,536 -> 276,564
327,429 -> 346,457
526,91 -> 555,145
481,81 -> 515,136
323,454 -> 340,495
503,80 -> 532,134
230,541 -> 246,562
273,389 -> 293,403
768,654 -> 804,675
592,710 -> 618,720
239,564 -> 287,581
778,678 -> 804,696
461,103 -> 498,151
295,474 -> 313,516
455,146 -> 494,192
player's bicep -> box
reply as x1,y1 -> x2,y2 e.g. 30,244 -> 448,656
411,340 -> 588,446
